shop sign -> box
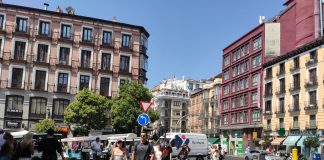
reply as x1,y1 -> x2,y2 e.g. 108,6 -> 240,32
5,121 -> 21,129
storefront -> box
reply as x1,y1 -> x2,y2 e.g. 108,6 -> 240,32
282,136 -> 302,153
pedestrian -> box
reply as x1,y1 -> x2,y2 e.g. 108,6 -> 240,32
15,132 -> 34,160
0,132 -> 15,160
110,140 -> 128,160
91,137 -> 101,160
80,141 -> 90,160
177,144 -> 191,160
154,144 -> 162,160
39,128 -> 65,160
131,131 -> 154,160
161,140 -> 172,160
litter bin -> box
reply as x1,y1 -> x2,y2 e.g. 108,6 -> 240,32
312,153 -> 321,160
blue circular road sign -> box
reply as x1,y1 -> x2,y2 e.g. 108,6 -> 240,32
137,113 -> 150,126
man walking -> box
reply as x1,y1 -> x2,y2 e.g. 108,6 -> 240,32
39,128 -> 65,160
132,131 -> 154,160
91,137 -> 101,160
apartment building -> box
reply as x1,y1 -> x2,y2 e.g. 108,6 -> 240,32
263,37 -> 324,149
221,0 -> 324,154
0,3 -> 149,131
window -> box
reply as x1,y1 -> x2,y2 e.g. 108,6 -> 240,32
252,110 -> 260,122
6,95 -> 23,113
11,68 -> 23,89
53,99 -> 69,117
293,74 -> 300,89
252,74 -> 259,86
172,120 -> 179,125
80,50 -> 92,68
252,92 -> 258,104
100,77 -> 110,96
232,82 -> 235,93
231,114 -> 236,124
309,91 -> 317,105
223,85 -> 229,95
120,55 -> 130,72
245,43 -> 250,55
309,68 -> 317,83
279,98 -> 285,112
173,101 -> 181,107
188,83 -> 193,90
310,50 -> 317,61
102,31 -> 112,45
0,15 -> 4,30
279,63 -> 285,74
101,53 -> 111,70
79,75 -> 90,90
195,84 -> 200,89
265,100 -> 271,113
293,94 -> 299,109
293,116 -> 298,128
279,118 -> 284,128
121,34 -> 131,48
293,57 -> 299,68
139,54 -> 148,71
34,70 -> 46,91
82,27 -> 92,42
224,71 -> 229,81
253,36 -> 262,50
39,21 -> 50,36
243,111 -> 248,123
61,24 -> 72,39
309,115 -> 316,128
36,44 -> 49,63
223,100 -> 228,110
252,54 -> 261,68
119,78 -> 128,86
266,68 -> 272,78
245,61 -> 250,71
279,78 -> 285,92
58,47 -> 70,65
267,120 -> 271,128
30,97 -> 46,115
224,56 -> 230,66
16,17 -> 27,33
223,115 -> 228,125
57,73 -> 68,92
173,110 -> 181,116
14,41 -> 26,60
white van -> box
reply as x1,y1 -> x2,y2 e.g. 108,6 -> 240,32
158,133 -> 208,160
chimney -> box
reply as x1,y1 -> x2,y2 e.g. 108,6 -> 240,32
44,3 -> 49,11
259,16 -> 265,24
112,16 -> 118,22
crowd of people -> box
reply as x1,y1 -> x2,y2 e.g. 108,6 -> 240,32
208,144 -> 226,160
0,129 -> 192,160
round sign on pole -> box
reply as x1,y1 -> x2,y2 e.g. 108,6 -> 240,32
137,113 -> 150,126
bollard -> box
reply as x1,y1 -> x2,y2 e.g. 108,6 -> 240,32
292,148 -> 298,160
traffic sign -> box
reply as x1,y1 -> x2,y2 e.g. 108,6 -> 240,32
137,113 -> 150,126
140,101 -> 152,112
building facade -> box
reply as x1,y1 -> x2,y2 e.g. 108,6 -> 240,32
263,37 -> 324,147
0,3 -> 149,131
221,0 -> 324,154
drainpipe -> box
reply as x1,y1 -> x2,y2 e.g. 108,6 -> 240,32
320,0 -> 323,36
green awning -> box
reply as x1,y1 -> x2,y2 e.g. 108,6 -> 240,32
297,136 -> 307,146
282,136 -> 301,146
208,138 -> 220,144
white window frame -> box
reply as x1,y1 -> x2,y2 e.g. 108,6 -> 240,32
120,53 -> 132,73
101,29 -> 113,45
32,67 -> 49,90
38,19 -> 52,36
55,70 -> 71,92
11,38 -> 28,60
0,35 -> 4,58
98,74 -> 112,97
34,41 -> 51,63
81,25 -> 94,42
99,50 -> 113,70
15,15 -> 29,32
77,72 -> 92,91
79,47 -> 93,68
59,22 -> 73,38
8,64 -> 26,88
0,13 -> 7,31
57,44 -> 72,65
306,67 -> 317,81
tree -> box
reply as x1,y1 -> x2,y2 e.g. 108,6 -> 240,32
111,81 -> 160,134
35,119 -> 57,133
64,88 -> 111,135
65,6 -> 75,15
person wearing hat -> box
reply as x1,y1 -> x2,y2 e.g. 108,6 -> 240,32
110,140 -> 127,160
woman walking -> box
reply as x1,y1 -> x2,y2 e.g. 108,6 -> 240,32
110,140 -> 128,160
16,132 -> 34,160
154,144 -> 162,160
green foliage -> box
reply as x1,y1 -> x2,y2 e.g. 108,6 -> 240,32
64,88 -> 111,135
111,81 -> 160,133
35,119 -> 57,133
65,6 -> 75,14
303,135 -> 320,148
263,133 -> 271,147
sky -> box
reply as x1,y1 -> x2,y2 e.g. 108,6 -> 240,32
5,0 -> 285,89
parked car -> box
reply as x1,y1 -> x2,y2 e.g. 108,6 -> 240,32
245,150 -> 268,160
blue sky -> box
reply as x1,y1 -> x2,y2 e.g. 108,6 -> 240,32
5,0 -> 285,88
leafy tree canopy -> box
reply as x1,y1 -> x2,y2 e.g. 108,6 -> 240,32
111,81 -> 159,134
64,88 -> 111,134
35,119 -> 57,133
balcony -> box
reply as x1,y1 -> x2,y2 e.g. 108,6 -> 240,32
59,32 -> 74,43
275,109 -> 285,114
290,63 -> 300,72
56,85 -> 68,93
289,83 -> 300,92
304,78 -> 318,88
264,91 -> 273,98
35,29 -> 52,40
80,36 -> 95,46
139,45 -> 147,54
306,121 -> 317,129
288,104 -> 300,112
305,57 -> 318,67
263,110 -> 272,115
304,102 -> 318,111
101,39 -> 114,49
13,26 -> 30,37
265,74 -> 272,80
56,60 -> 71,69
290,122 -> 300,130
276,69 -> 285,77
275,87 -> 286,95
119,68 -> 131,75
9,82 -> 24,89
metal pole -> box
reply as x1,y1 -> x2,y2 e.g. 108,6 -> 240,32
320,0 -> 323,36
